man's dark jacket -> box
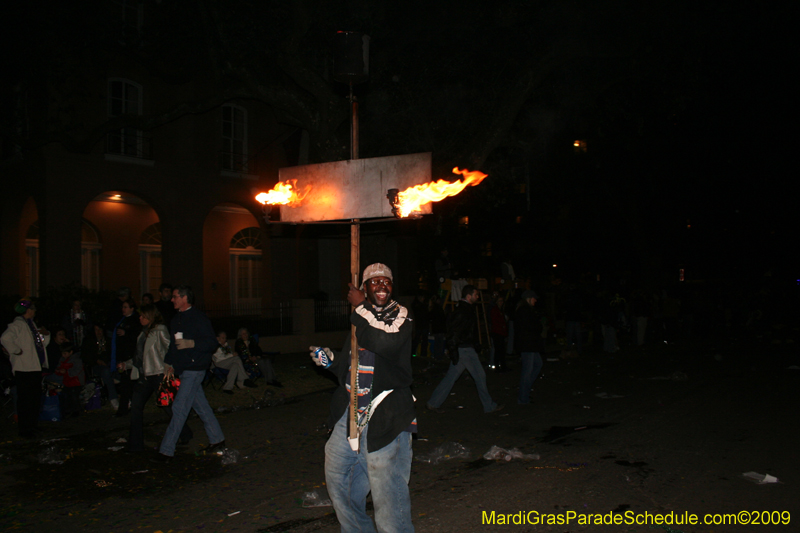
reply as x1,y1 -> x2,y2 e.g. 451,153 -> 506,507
165,307 -> 216,375
446,299 -> 479,363
514,303 -> 544,353
327,299 -> 415,453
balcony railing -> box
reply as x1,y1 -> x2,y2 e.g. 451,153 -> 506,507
220,151 -> 256,174
106,130 -> 153,159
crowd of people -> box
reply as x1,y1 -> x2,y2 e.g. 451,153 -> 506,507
1,283 -> 281,453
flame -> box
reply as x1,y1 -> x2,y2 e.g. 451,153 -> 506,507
395,167 -> 487,218
255,180 -> 311,206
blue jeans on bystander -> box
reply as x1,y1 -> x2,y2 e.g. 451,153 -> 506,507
518,352 -> 543,404
159,369 -> 224,457
428,347 -> 497,413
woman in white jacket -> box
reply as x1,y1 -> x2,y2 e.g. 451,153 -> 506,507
0,299 -> 50,438
121,304 -> 192,453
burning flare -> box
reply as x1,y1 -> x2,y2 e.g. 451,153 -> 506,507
255,180 -> 311,207
395,167 -> 488,218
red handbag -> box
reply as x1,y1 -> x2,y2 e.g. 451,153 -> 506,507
157,375 -> 180,407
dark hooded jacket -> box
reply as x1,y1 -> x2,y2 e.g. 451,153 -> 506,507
327,299 -> 415,453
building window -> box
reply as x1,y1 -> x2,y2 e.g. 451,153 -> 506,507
107,79 -> 147,157
139,222 -> 162,297
221,105 -> 248,172
81,220 -> 102,291
113,0 -> 143,41
230,227 -> 262,315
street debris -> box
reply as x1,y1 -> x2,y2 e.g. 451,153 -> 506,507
483,445 -> 540,461
221,449 -> 240,465
37,445 -> 65,465
595,392 -> 624,399
416,441 -> 470,464
302,488 -> 332,508
742,471 -> 779,484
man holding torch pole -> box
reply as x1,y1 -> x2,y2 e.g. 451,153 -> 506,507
310,263 -> 416,532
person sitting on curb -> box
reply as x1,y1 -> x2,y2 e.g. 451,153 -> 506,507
213,330 -> 256,395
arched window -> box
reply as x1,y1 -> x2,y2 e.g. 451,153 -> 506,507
139,222 -> 162,296
229,227 -> 262,314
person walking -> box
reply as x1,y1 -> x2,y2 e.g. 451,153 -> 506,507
514,290 -> 544,405
427,285 -> 503,414
152,286 -> 225,463
123,304 -> 192,453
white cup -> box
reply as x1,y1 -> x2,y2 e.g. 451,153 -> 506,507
175,332 -> 183,340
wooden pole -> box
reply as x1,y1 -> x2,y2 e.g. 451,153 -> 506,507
349,221 -> 360,447
348,81 -> 361,450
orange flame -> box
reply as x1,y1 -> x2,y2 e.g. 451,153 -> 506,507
395,167 -> 488,218
255,180 -> 311,206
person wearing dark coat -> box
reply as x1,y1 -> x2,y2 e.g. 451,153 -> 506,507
110,300 -> 141,416
427,284 -> 502,414
152,285 -> 225,462
309,263 -> 416,533
514,290 -> 544,405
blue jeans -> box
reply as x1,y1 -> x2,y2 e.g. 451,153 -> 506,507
130,374 -> 193,452
428,347 -> 497,413
602,325 -> 617,352
518,352 -> 543,404
565,321 -> 581,352
325,411 -> 414,533
159,369 -> 224,456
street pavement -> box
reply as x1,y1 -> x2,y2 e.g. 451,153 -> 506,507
1,335 -> 798,532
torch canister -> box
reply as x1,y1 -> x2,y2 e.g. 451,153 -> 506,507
314,347 -> 332,368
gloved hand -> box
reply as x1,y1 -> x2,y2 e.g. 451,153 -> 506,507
175,338 -> 195,350
309,346 -> 334,367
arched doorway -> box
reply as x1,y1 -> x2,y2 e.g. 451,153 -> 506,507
82,191 -> 160,299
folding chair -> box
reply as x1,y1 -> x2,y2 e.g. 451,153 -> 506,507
206,362 -> 229,390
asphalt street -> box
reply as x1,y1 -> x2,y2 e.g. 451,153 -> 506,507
1,335 -> 798,533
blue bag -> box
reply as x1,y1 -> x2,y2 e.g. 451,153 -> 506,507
40,393 -> 62,422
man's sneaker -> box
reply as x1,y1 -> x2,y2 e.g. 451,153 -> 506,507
425,403 -> 445,414
150,453 -> 173,464
243,379 -> 257,388
488,404 -> 505,414
110,398 -> 119,410
206,440 -> 226,454
222,389 -> 234,395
